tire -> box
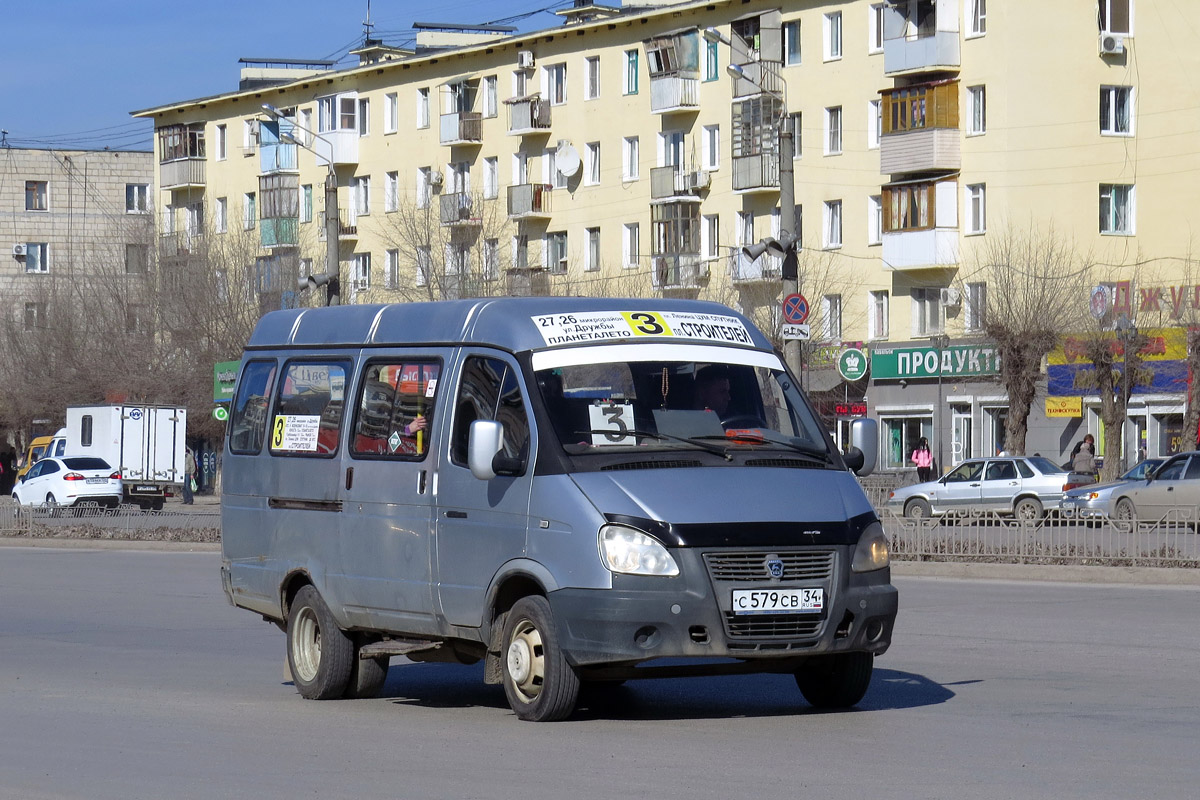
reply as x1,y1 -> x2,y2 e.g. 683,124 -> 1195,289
343,651 -> 389,699
795,652 -> 874,709
46,493 -> 61,518
151,499 -> 164,512
1014,497 -> 1043,521
904,498 -> 932,519
286,585 -> 354,700
1115,497 -> 1137,522
501,596 -> 580,722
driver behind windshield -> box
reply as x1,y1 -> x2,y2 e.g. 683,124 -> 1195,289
694,364 -> 733,419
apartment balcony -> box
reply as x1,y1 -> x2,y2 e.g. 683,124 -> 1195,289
731,60 -> 783,99
158,231 -> 203,259
649,73 -> 700,114
650,166 -> 709,202
507,97 -> 551,136
729,250 -> 781,283
261,217 -> 298,248
317,210 -> 358,241
732,154 -> 780,193
260,141 -> 298,174
652,254 -> 707,291
440,112 -> 482,145
160,158 -> 206,190
882,228 -> 960,271
880,128 -> 961,175
440,192 -> 481,227
884,30 -> 960,75
507,183 -> 553,220
505,267 -> 550,297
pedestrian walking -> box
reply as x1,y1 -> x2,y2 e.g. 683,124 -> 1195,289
1072,441 -> 1097,475
1069,433 -> 1096,461
911,437 -> 934,482
183,447 -> 196,505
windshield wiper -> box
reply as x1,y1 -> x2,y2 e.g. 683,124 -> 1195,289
574,429 -> 733,461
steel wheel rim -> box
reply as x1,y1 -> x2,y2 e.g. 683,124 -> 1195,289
292,606 -> 322,683
506,617 -> 545,704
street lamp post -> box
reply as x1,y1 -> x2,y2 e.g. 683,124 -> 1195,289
1115,314 -> 1138,472
261,103 -> 341,305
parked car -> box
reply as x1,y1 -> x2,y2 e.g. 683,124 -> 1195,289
1106,451 -> 1200,521
12,456 -> 123,511
1059,458 -> 1166,519
886,456 -> 1070,521
15,434 -> 54,481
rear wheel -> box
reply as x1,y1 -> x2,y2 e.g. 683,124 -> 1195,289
501,596 -> 579,722
1014,497 -> 1043,521
795,652 -> 874,709
904,498 -> 932,519
342,648 -> 389,699
287,585 -> 354,700
45,493 -> 61,517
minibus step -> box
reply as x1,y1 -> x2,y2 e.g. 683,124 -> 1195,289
359,639 -> 443,659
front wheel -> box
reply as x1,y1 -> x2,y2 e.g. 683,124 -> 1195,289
1014,497 -> 1044,521
1115,497 -> 1137,522
795,652 -> 874,709
287,585 -> 354,700
501,596 -> 579,722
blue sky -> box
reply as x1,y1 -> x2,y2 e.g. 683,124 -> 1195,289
1,0 -> 571,152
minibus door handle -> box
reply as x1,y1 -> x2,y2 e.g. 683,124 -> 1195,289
446,510 -> 468,519
345,467 -> 354,491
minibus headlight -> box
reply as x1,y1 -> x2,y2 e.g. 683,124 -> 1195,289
598,525 -> 680,577
851,523 -> 890,573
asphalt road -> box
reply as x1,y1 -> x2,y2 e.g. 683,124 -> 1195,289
2,547 -> 1198,800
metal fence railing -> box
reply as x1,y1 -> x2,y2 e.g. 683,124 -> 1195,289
0,500 -> 220,540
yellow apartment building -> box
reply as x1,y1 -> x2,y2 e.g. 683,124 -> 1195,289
133,0 -> 1200,470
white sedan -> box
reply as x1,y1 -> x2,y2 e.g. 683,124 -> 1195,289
13,456 -> 123,511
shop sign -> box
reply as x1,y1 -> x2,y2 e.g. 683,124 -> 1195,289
869,343 -> 1001,380
834,402 -> 868,417
1045,396 -> 1082,418
837,348 -> 869,382
213,360 -> 240,403
1047,327 -> 1188,396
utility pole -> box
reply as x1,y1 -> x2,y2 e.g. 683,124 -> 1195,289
778,113 -> 801,381
323,168 -> 341,305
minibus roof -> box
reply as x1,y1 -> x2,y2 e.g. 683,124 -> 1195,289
245,297 -> 775,354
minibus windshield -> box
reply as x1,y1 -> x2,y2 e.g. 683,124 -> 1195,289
531,344 -> 831,458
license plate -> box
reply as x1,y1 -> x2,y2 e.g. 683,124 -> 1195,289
85,477 -> 108,484
732,587 -> 824,615
135,485 -> 156,492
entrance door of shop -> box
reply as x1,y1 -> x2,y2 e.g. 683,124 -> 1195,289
951,408 -> 972,466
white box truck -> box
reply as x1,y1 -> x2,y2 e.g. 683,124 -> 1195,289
50,405 -> 187,510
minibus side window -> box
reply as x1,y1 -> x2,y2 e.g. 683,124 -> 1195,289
450,356 -> 530,469
351,360 -> 442,460
270,360 -> 350,457
229,360 -> 277,454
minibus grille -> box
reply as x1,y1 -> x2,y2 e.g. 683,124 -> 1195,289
744,458 -> 826,469
600,459 -> 703,471
703,550 -> 836,582
722,614 -> 824,639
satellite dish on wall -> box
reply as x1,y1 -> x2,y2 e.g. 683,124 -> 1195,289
556,140 -> 581,178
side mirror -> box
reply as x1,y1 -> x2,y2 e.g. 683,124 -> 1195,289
848,418 -> 878,477
468,420 -> 504,480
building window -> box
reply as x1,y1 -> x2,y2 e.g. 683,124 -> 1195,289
585,57 -> 600,100
704,40 -> 719,81
417,167 -> 431,209
242,119 -> 256,151
585,227 -> 601,271
416,88 -> 430,129
824,11 -> 842,60
416,246 -> 431,287
513,69 -> 528,99
384,93 -> 398,133
483,157 -> 498,199
968,86 -> 986,135
513,235 -> 529,270
1100,184 -> 1134,235
25,180 -> 47,211
385,171 -> 399,212
966,281 -> 987,331
623,136 -> 640,180
215,196 -> 227,233
300,185 -> 312,223
216,124 -> 227,160
299,109 -> 313,145
702,125 -> 720,170
126,183 -> 150,213
623,222 -> 640,268
912,288 -> 944,336
483,76 -> 498,118
243,193 -> 256,230
702,214 -> 720,259
545,231 -> 568,273
624,50 -> 639,94
823,200 -> 842,249
869,4 -> 885,52
545,147 -> 568,190
352,175 -> 370,216
585,142 -> 601,186
969,0 -> 987,36
784,20 -> 801,66
789,112 -> 802,158
385,249 -> 400,288
821,295 -> 843,341
185,201 -> 203,237
1099,0 -> 1130,34
868,195 -> 883,245
825,106 -> 842,155
868,100 -> 882,149
24,243 -> 49,273
884,182 -> 934,231
124,244 -> 148,275
483,238 -> 499,281
883,417 -> 932,471
868,290 -> 889,339
736,210 -> 754,247
513,152 -> 528,184
351,253 -> 370,289
1100,86 -> 1133,135
357,98 -> 370,136
966,183 -> 986,234
24,302 -> 46,332
545,63 -> 567,105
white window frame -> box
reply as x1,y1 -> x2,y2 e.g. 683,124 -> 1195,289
125,183 -> 150,214
585,142 -> 601,186
867,195 -> 882,245
968,85 -> 986,135
357,98 -> 370,136
384,92 -> 398,134
821,294 -> 843,341
513,70 -> 528,99
385,171 -> 399,213
704,40 -> 719,81
215,196 -> 227,234
353,252 -> 371,288
966,183 -> 986,235
783,20 -> 801,66
585,227 -> 601,272
300,184 -> 312,223
622,222 -> 640,268
216,124 -> 227,160
483,157 -> 499,199
824,11 -> 843,61
483,238 -> 499,282
242,119 -> 256,150
545,63 -> 567,106
416,88 -> 430,129
545,231 -> 568,273
545,147 -> 567,190
416,246 -> 431,287
789,112 -> 802,159
417,167 -> 431,209
868,100 -> 881,149
513,152 -> 529,185
386,249 -> 400,288
702,214 -> 720,260
483,76 -> 498,118
1099,0 -> 1131,35
1100,85 -> 1134,136
825,106 -> 842,155
243,192 -> 256,230
585,56 -> 600,100
702,125 -> 720,170
24,243 -> 49,274
736,211 -> 754,247
623,136 -> 640,180
1100,184 -> 1135,235
912,288 -> 945,337
967,0 -> 987,37
352,175 -> 371,216
823,200 -> 842,249
299,109 -> 313,146
868,290 -> 889,340
869,4 -> 885,53
624,50 -> 639,94
966,281 -> 987,331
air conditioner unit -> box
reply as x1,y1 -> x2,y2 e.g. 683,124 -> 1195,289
517,50 -> 535,70
940,287 -> 962,307
1099,33 -> 1125,55
429,171 -> 444,188
12,244 -> 27,257
689,171 -> 711,191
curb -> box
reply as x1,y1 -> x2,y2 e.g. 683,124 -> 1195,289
892,559 -> 1200,587
0,537 -> 220,553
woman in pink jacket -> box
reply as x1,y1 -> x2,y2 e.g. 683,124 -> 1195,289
911,437 -> 934,482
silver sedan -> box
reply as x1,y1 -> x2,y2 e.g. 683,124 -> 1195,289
1058,459 -> 1165,519
886,456 -> 1070,521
